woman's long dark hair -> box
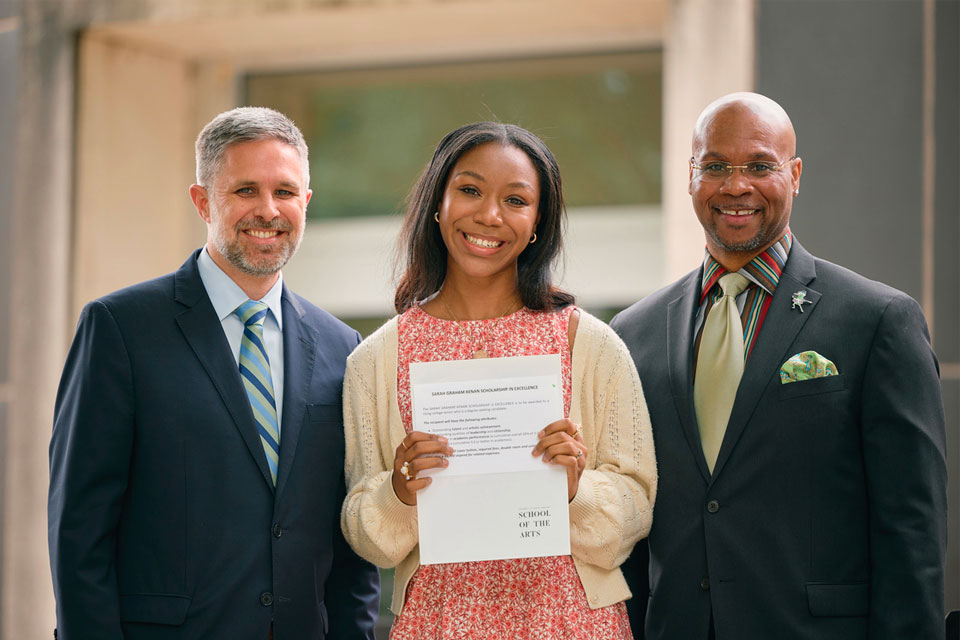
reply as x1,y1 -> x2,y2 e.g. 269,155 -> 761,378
394,122 -> 575,313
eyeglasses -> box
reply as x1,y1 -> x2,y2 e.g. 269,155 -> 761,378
690,157 -> 795,181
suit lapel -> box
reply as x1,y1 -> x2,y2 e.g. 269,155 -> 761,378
174,252 -> 276,491
274,288 -> 317,498
711,241 -> 820,479
667,270 -> 712,482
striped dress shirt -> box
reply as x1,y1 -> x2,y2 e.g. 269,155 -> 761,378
692,231 -> 793,380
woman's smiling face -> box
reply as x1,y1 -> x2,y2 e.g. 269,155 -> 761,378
437,142 -> 540,283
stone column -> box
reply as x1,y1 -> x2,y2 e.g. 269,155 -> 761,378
3,2 -> 75,636
662,0 -> 755,281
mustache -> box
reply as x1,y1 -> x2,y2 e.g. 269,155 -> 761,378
234,217 -> 295,232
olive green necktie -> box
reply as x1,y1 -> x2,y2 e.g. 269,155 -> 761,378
694,272 -> 751,473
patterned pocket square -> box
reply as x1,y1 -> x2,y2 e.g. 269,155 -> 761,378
780,351 -> 838,384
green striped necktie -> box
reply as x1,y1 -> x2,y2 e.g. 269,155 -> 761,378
236,300 -> 279,485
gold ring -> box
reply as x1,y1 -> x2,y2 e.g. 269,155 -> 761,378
400,439 -> 408,451
400,461 -> 412,480
573,425 -> 582,438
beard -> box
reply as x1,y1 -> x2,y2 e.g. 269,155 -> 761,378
210,214 -> 303,277
703,210 -> 788,256
704,221 -> 770,254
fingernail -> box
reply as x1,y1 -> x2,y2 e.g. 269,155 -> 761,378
438,436 -> 448,444
537,430 -> 544,438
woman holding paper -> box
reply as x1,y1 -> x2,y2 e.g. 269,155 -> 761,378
341,122 -> 656,639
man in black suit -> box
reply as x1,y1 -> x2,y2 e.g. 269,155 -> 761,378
49,107 -> 379,639
612,92 -> 946,640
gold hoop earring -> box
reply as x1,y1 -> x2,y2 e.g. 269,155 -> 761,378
434,211 -> 440,223
529,233 -> 537,244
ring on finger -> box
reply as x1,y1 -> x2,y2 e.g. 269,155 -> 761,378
400,461 -> 413,480
576,449 -> 583,459
400,439 -> 409,451
573,424 -> 583,438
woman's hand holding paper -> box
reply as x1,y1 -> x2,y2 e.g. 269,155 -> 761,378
532,419 -> 587,502
392,431 -> 453,505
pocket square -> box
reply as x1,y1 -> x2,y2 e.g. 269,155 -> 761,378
780,351 -> 838,384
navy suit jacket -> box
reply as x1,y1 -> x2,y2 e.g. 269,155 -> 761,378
49,251 -> 379,639
611,241 -> 946,640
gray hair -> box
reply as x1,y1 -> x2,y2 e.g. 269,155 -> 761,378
194,106 -> 310,188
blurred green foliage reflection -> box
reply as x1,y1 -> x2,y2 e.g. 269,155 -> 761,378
245,52 -> 662,220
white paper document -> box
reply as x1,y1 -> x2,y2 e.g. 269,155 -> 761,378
410,354 -> 571,565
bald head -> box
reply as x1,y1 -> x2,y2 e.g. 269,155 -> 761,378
687,92 -> 803,271
693,92 -> 796,158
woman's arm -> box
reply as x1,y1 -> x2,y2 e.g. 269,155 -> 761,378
340,327 -> 420,569
568,314 -> 657,571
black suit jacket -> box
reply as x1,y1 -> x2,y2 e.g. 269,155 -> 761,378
49,251 -> 379,639
611,241 -> 946,640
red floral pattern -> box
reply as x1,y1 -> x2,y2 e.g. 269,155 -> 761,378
392,305 -> 631,640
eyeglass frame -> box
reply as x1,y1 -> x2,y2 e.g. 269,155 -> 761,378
689,156 -> 798,181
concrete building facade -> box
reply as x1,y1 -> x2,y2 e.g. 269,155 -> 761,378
1,0 -> 956,636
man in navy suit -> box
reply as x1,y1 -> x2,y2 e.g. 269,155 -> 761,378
612,93 -> 946,639
49,107 -> 379,639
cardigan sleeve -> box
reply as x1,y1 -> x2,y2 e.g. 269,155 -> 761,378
568,313 -> 657,571
340,321 -> 420,569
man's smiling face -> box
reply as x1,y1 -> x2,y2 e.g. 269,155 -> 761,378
201,138 -> 311,280
689,98 -> 802,268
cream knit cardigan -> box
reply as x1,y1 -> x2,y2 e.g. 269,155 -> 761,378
340,309 -> 657,616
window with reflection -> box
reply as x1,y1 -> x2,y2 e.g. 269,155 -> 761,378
245,51 -> 661,221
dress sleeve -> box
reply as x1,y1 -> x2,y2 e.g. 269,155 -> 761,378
568,316 -> 657,571
340,328 -> 420,568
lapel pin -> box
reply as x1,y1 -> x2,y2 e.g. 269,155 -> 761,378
791,290 -> 812,312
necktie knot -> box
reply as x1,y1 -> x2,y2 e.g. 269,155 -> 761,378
718,272 -> 750,298
236,300 -> 269,328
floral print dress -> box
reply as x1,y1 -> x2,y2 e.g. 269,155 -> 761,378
390,305 -> 632,640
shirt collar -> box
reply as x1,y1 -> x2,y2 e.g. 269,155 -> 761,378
197,247 -> 284,329
699,229 -> 793,304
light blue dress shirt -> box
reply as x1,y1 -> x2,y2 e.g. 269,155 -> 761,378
197,247 -> 285,432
